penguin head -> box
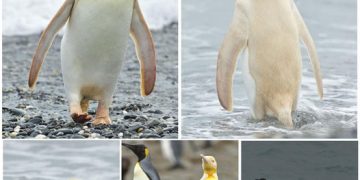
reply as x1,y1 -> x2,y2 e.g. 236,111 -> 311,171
200,154 -> 217,175
122,143 -> 149,161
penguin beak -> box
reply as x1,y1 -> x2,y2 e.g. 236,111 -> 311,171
200,154 -> 208,163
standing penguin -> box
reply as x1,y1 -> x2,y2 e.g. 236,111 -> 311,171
28,0 -> 156,125
122,143 -> 161,180
200,154 -> 218,180
161,140 -> 184,170
216,0 -> 323,128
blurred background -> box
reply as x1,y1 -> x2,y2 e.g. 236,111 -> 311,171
122,140 -> 238,180
3,140 -> 120,180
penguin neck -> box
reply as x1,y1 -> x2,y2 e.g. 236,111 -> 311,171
134,162 -> 149,179
201,172 -> 218,180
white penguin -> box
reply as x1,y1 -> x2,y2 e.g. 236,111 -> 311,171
28,0 -> 156,125
216,0 -> 323,128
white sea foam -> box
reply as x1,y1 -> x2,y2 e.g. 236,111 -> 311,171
2,0 -> 178,36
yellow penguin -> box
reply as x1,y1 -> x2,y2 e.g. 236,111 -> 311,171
216,0 -> 323,128
200,154 -> 218,180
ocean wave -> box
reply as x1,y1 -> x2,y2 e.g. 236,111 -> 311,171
2,0 -> 178,36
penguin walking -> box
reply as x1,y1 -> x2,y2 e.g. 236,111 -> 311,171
161,140 -> 185,170
28,0 -> 156,125
216,0 -> 323,128
200,154 -> 218,180
122,143 -> 161,180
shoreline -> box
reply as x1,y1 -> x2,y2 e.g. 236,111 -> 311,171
2,23 -> 179,139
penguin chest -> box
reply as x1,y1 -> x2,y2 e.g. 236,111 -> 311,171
201,174 -> 218,180
60,0 -> 134,92
134,163 -> 149,180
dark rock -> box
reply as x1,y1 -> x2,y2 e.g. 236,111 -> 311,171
162,116 -> 171,120
28,116 -> 44,124
140,134 -> 162,138
94,124 -> 109,130
135,116 -> 148,123
8,118 -> 18,122
64,122 -> 77,128
148,120 -> 161,128
72,127 -> 81,133
53,128 -> 73,135
70,135 -> 86,139
3,107 -> 26,116
30,130 -> 41,137
128,125 -> 146,132
146,110 -> 163,114
124,115 -> 137,120
91,129 -> 103,134
3,127 -> 13,132
103,132 -> 114,138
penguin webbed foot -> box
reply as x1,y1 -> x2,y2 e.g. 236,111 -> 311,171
92,117 -> 111,125
71,113 -> 92,123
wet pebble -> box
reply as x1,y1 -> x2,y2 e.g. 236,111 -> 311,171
147,120 -> 161,128
124,115 -> 137,120
128,124 -> 146,132
3,107 -> 26,116
35,134 -> 47,139
28,116 -> 44,124
140,133 -> 161,138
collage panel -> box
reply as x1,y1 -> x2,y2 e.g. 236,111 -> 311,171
121,140 -> 238,180
3,140 -> 120,180
181,0 -> 357,139
0,0 -> 359,180
2,0 -> 178,139
242,141 -> 358,180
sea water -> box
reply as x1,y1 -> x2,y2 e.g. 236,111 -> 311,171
181,0 -> 357,138
3,141 -> 120,180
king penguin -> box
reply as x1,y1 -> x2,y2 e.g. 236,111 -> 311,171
200,154 -> 218,180
161,140 -> 184,170
28,0 -> 156,125
122,143 -> 161,180
216,0 -> 323,128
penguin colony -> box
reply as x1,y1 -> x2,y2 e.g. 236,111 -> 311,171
28,0 -> 156,125
217,0 -> 323,128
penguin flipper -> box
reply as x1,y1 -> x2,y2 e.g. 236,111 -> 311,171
130,0 -> 156,97
28,0 -> 75,89
216,1 -> 248,111
293,3 -> 323,98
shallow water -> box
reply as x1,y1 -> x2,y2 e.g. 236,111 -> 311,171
181,0 -> 357,138
3,141 -> 120,180
242,141 -> 358,180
